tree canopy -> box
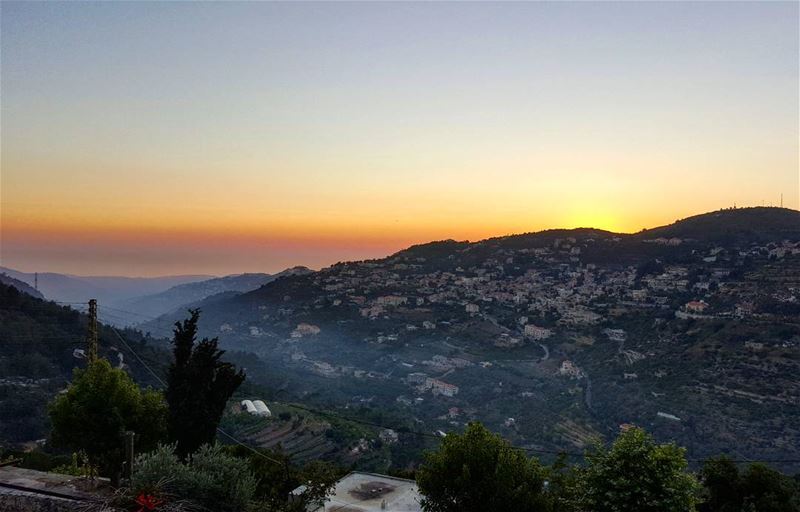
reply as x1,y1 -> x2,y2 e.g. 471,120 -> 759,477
48,359 -> 167,483
578,427 -> 700,512
416,422 -> 550,512
700,457 -> 800,512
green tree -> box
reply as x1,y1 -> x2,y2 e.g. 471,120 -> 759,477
739,463 -> 799,512
579,427 -> 700,512
416,422 -> 550,512
48,359 -> 167,484
165,310 -> 245,457
699,457 -> 800,512
699,456 -> 742,512
222,444 -> 341,512
547,453 -> 583,512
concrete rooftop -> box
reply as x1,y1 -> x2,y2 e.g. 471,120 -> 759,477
321,472 -> 422,512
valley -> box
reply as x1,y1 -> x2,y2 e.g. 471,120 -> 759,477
2,207 -> 799,474
139,208 -> 800,471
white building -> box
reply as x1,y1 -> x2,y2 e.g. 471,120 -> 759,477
524,324 -> 552,340
301,472 -> 422,512
291,323 -> 321,338
375,295 -> 407,307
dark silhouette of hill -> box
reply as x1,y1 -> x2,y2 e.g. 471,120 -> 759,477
634,207 -> 800,243
0,273 -> 44,299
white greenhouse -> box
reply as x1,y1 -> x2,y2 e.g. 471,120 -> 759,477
252,400 -> 272,417
240,399 -> 257,414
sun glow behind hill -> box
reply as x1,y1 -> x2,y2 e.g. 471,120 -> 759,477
1,1 -> 797,276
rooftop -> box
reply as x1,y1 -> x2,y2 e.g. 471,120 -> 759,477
319,472 -> 422,512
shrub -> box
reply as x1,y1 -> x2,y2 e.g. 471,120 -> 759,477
132,443 -> 257,512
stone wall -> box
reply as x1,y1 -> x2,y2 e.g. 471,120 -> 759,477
0,487 -> 82,512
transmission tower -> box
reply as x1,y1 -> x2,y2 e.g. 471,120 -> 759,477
87,299 -> 98,362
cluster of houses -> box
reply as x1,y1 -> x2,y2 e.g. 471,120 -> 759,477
210,233 -> 799,436
306,238 -> 741,339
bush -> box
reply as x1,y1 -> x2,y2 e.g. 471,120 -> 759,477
132,444 -> 257,512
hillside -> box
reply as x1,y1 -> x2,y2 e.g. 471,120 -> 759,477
0,283 -> 170,444
116,267 -> 313,324
0,282 -> 415,471
0,273 -> 44,299
636,207 -> 800,243
142,208 -> 800,471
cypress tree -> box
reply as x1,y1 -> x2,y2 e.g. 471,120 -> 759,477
166,309 -> 245,456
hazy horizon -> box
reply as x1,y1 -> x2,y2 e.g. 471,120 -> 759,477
2,205 -> 797,278
2,1 -> 798,276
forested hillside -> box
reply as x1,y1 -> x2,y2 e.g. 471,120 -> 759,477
0,284 -> 168,443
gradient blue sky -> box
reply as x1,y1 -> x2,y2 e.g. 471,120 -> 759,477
2,1 -> 798,276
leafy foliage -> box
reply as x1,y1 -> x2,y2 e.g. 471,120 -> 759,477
223,444 -> 341,512
0,282 -> 169,444
700,457 -> 800,512
416,422 -> 550,512
48,359 -> 167,483
577,427 -> 701,512
132,443 -> 257,512
165,310 -> 245,456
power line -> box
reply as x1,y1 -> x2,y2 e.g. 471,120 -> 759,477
109,326 -> 168,387
107,325 -> 287,468
96,306 -> 177,336
101,305 -> 162,320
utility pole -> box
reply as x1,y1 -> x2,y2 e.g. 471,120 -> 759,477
34,273 -> 38,292
124,431 -> 135,480
87,299 -> 98,362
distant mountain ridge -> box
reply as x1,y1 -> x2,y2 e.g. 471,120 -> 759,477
0,267 -> 212,306
117,266 -> 314,323
0,272 -> 44,299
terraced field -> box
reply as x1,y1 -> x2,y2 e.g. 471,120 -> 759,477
227,417 -> 331,464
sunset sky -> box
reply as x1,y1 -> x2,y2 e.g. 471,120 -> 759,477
2,1 -> 798,277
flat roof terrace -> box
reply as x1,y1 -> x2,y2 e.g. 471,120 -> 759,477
320,471 -> 422,512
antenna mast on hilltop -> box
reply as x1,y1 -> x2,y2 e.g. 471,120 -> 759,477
34,273 -> 38,291
86,299 -> 98,362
